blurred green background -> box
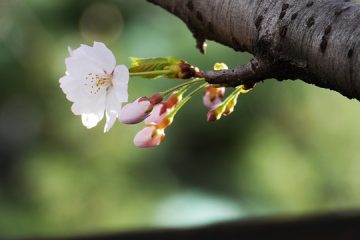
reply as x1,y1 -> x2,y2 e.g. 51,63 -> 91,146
1,0 -> 360,238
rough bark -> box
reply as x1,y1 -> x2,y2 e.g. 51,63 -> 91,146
148,0 -> 360,101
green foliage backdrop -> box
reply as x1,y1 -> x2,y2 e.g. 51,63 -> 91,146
1,0 -> 360,237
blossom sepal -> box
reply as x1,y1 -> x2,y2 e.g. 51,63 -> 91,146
207,104 -> 226,122
238,83 -> 256,94
222,93 -> 239,116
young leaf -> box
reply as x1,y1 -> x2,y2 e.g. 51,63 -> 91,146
129,57 -> 181,79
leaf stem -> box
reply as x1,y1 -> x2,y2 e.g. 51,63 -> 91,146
129,70 -> 174,77
167,82 -> 208,119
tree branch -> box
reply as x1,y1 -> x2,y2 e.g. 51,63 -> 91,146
148,0 -> 360,101
202,58 -> 270,87
25,211 -> 360,240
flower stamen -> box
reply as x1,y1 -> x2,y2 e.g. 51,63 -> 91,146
85,73 -> 113,94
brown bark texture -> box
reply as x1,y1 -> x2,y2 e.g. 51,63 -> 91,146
148,0 -> 360,101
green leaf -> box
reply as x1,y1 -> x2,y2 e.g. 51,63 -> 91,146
129,57 -> 181,79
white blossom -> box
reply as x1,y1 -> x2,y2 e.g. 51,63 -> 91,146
60,42 -> 129,132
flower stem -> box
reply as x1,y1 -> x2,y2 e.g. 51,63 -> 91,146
129,70 -> 174,77
218,86 -> 242,107
167,82 -> 208,119
161,78 -> 205,97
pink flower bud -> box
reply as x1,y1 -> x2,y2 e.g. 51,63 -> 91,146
206,104 -> 225,122
203,93 -> 223,109
207,110 -> 218,122
144,103 -> 168,125
118,97 -> 152,124
203,85 -> 225,109
133,126 -> 165,148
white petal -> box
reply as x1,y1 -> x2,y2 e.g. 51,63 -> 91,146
112,65 -> 129,102
59,75 -> 74,90
104,89 -> 122,132
65,56 -> 103,80
71,42 -> 116,74
92,42 -> 116,73
71,102 -> 85,115
68,46 -> 73,56
82,113 -> 103,129
71,95 -> 106,115
59,75 -> 83,102
104,110 -> 117,133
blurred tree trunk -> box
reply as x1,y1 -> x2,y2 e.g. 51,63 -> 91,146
148,0 -> 360,101
30,211 -> 360,240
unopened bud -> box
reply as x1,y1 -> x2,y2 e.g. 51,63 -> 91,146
203,85 -> 226,109
144,103 -> 168,125
207,104 -> 226,122
133,126 -> 165,148
118,97 -> 153,124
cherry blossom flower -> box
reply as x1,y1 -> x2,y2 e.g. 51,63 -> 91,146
59,42 -> 129,132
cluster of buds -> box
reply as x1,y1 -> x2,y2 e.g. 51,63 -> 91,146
59,41 -> 256,148
119,91 -> 183,148
120,62 -> 255,147
205,84 -> 254,122
203,63 -> 255,122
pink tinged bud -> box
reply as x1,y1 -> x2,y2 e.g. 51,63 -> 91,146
207,104 -> 225,122
207,110 -> 223,122
207,111 -> 218,122
133,126 -> 165,148
144,103 -> 167,125
118,97 -> 153,124
203,85 -> 225,109
203,93 -> 223,109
